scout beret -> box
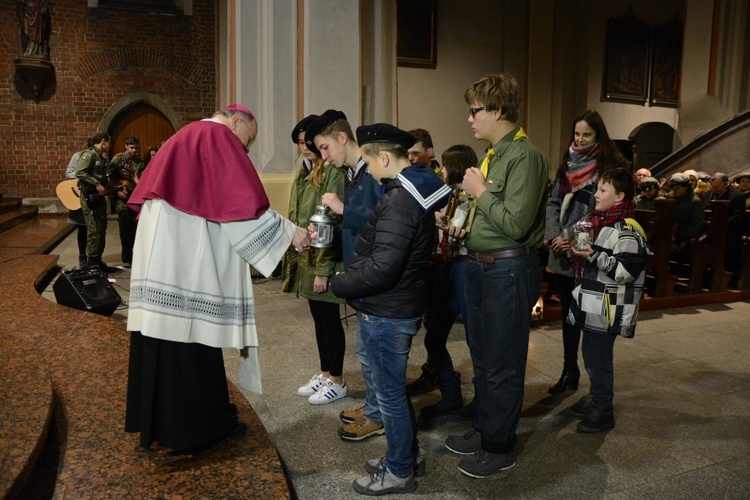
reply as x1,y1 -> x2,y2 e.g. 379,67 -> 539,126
356,123 -> 416,150
640,176 -> 658,186
291,114 -> 318,144
304,109 -> 348,154
670,172 -> 690,185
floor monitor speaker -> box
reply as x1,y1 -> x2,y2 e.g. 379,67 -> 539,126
53,267 -> 122,316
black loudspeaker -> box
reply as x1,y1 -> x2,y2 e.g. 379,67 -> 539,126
53,267 -> 122,316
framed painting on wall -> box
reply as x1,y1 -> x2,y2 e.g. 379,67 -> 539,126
397,0 -> 437,69
602,15 -> 651,104
649,20 -> 682,108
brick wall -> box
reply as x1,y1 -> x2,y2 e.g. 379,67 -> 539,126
0,0 -> 216,199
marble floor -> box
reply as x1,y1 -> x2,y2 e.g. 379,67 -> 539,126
43,220 -> 750,499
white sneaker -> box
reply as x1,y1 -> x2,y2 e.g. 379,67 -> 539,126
297,374 -> 326,397
352,468 -> 416,495
308,379 -> 347,405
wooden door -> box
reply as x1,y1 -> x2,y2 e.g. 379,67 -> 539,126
108,103 -> 175,159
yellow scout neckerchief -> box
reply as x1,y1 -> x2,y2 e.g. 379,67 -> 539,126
479,128 -> 528,179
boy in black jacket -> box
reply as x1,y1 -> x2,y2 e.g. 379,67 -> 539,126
331,124 -> 451,495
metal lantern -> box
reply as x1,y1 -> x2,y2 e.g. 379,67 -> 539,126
310,205 -> 334,248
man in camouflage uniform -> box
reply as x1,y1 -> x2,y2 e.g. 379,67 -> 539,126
108,136 -> 145,264
76,132 -> 119,273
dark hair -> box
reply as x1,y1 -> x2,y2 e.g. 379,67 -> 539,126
710,173 -> 729,185
556,110 -> 630,180
600,167 -> 634,201
441,145 -> 477,186
124,136 -> 140,146
91,132 -> 110,145
408,128 -> 433,149
464,73 -> 520,122
143,146 -> 158,165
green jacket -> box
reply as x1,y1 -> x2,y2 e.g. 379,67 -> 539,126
281,162 -> 345,303
75,146 -> 108,187
108,152 -> 146,210
467,127 -> 548,252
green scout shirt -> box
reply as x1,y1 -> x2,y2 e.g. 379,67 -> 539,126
466,126 -> 548,253
281,162 -> 346,304
108,152 -> 146,210
108,152 -> 145,183
75,146 -> 108,187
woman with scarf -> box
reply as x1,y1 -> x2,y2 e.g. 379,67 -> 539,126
544,110 -> 630,394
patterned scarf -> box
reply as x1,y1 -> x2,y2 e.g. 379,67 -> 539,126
573,200 -> 635,283
560,142 -> 599,196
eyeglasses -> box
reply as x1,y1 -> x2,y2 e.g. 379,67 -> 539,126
641,186 -> 656,192
469,106 -> 488,118
238,118 -> 257,146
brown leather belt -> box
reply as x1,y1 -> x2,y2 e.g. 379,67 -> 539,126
467,247 -> 536,264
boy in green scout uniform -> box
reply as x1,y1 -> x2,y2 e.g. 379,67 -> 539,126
76,132 -> 119,273
444,73 -> 548,478
108,136 -> 145,264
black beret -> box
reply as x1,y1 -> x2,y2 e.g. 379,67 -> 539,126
291,114 -> 318,144
304,109 -> 347,154
356,123 -> 416,150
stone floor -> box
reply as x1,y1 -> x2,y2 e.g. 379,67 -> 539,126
43,220 -> 750,499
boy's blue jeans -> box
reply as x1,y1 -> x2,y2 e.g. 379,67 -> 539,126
581,330 -> 617,409
355,327 -> 382,424
358,312 -> 420,478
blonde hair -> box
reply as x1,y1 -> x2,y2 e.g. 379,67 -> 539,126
361,142 -> 409,161
464,73 -> 521,122
295,148 -> 326,189
319,119 -> 355,142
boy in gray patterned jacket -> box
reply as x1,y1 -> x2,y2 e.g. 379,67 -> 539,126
568,168 -> 651,433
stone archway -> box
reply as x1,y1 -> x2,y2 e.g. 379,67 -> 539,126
99,92 -> 184,134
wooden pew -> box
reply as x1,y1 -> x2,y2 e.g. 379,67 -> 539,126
739,210 -> 750,289
635,197 -> 675,297
688,199 -> 730,293
741,235 -> 750,289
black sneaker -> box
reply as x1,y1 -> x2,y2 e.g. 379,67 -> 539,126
405,373 -> 437,395
569,393 -> 594,418
577,406 -> 615,433
456,396 -> 478,419
457,450 -> 516,478
445,429 -> 482,455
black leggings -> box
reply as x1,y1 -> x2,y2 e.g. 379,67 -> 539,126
308,300 -> 346,377
76,225 -> 87,255
556,274 -> 582,369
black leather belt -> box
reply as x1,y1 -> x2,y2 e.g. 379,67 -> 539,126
467,247 -> 536,264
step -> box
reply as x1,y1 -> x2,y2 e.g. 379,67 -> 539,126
0,198 -> 22,215
0,205 -> 38,234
